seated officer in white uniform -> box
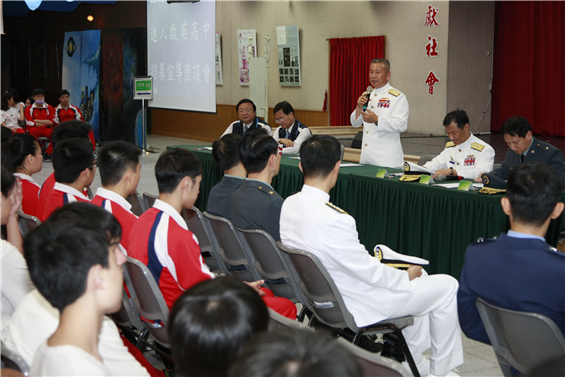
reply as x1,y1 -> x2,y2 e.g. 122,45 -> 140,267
350,58 -> 409,169
272,101 -> 311,155
423,109 -> 494,179
280,135 -> 463,377
222,99 -> 272,137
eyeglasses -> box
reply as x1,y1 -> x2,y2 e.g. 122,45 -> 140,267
238,108 -> 254,114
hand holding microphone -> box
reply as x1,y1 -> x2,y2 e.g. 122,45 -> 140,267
362,86 -> 373,111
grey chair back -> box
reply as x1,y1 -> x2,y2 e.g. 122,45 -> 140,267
336,337 -> 411,377
125,256 -> 170,348
142,192 -> 158,210
476,297 -> 565,376
1,341 -> 30,376
126,191 -> 145,216
203,212 -> 261,282
276,242 -> 357,330
87,186 -> 94,200
417,154 -> 437,166
238,228 -> 306,305
108,266 -> 146,331
182,206 -> 229,275
267,308 -> 312,332
17,210 -> 41,237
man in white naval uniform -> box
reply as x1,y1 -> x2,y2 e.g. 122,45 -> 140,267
350,59 -> 408,168
280,135 -> 463,377
424,109 -> 494,179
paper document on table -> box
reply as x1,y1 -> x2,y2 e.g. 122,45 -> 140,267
435,183 -> 461,189
403,161 -> 434,174
340,163 -> 363,167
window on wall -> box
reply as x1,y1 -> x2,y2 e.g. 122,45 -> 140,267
328,36 -> 385,126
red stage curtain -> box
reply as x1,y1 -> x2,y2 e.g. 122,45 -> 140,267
329,36 -> 385,126
491,1 -> 565,136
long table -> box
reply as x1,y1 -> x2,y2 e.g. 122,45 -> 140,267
170,145 -> 564,279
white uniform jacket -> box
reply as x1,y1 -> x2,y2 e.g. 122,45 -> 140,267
280,185 -> 413,327
350,83 -> 409,169
424,134 -> 495,179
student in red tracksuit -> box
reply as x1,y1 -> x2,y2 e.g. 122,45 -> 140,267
6,134 -> 43,218
49,89 -> 96,155
37,121 -> 92,219
39,138 -> 94,222
24,89 -> 55,160
90,141 -> 141,250
128,148 -> 297,319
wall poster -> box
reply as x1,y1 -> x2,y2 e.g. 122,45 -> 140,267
215,32 -> 223,85
237,29 -> 256,86
277,25 -> 301,87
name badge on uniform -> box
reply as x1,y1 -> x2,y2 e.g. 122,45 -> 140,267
464,156 -> 475,166
377,98 -> 391,108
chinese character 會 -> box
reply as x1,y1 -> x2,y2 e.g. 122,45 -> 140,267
425,71 -> 440,96
203,63 -> 211,83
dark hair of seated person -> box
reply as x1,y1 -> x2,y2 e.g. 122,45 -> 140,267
168,277 -> 269,377
23,202 -> 122,312
51,120 -> 93,148
154,148 -> 202,194
506,162 -> 563,227
97,140 -> 142,187
228,328 -> 362,377
212,133 -> 242,172
52,137 -> 94,184
238,127 -> 276,174
299,135 -> 342,179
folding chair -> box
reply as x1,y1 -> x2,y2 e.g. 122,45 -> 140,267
181,206 -> 230,275
267,308 -> 313,332
476,297 -> 565,377
336,337 -> 411,377
124,256 -> 171,352
126,191 -> 145,216
87,186 -> 94,200
203,212 -> 261,282
1,341 -> 30,376
238,228 -> 313,320
109,266 -> 147,338
142,192 -> 158,211
277,242 -> 419,377
17,210 -> 41,237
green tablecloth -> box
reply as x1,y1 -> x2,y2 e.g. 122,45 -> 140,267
169,145 -> 564,278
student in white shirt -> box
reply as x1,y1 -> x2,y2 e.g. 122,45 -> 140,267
1,168 -> 34,339
24,202 -> 127,376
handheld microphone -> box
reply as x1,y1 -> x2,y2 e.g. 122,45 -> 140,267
362,86 -> 373,111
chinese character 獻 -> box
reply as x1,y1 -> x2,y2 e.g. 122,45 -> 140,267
424,5 -> 439,27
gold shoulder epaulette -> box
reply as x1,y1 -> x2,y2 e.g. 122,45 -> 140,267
471,142 -> 485,152
446,141 -> 455,148
388,88 -> 401,97
326,202 -> 348,214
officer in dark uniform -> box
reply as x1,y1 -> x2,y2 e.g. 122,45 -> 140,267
230,128 -> 283,241
478,116 -> 565,189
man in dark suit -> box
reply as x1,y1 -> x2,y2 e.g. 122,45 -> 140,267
230,128 -> 283,241
207,133 -> 246,218
476,116 -> 565,189
459,162 -> 565,344
221,99 -> 272,137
